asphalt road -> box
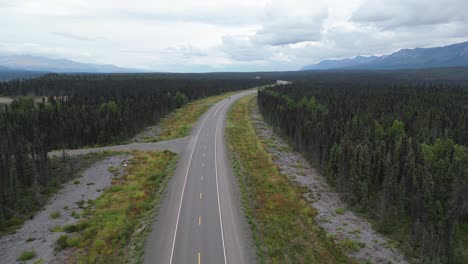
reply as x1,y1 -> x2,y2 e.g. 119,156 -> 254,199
143,90 -> 256,264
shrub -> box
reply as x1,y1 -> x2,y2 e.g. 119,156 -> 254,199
49,211 -> 61,219
75,200 -> 85,208
335,207 -> 346,215
17,250 -> 36,261
71,211 -> 81,219
56,235 -> 69,250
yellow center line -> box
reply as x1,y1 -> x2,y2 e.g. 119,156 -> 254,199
199,216 -> 201,225
198,252 -> 201,264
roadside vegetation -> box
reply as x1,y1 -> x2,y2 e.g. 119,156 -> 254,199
54,150 -> 177,263
140,91 -> 239,142
226,94 -> 353,263
0,152 -> 113,236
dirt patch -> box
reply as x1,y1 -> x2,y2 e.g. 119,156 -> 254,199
131,125 -> 162,143
0,155 -> 131,263
250,100 -> 407,264
0,97 -> 13,104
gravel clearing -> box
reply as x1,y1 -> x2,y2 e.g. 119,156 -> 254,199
48,137 -> 188,158
250,100 -> 407,264
0,154 -> 131,263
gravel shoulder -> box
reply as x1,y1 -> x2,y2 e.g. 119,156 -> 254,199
250,99 -> 407,264
0,154 -> 131,263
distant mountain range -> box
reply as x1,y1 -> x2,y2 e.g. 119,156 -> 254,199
301,41 -> 468,70
0,55 -> 142,73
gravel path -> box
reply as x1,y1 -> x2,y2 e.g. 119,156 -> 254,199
48,137 -> 188,158
250,101 -> 407,264
0,155 -> 131,263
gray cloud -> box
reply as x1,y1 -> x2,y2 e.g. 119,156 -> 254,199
253,21 -> 324,46
351,0 -> 468,30
219,0 -> 329,63
219,36 -> 269,61
252,0 -> 328,46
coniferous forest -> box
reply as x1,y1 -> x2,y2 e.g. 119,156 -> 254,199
258,79 -> 468,263
0,74 -> 264,230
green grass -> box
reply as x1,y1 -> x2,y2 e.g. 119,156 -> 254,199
107,165 -> 120,176
226,94 -> 354,263
337,239 -> 365,253
57,150 -> 177,263
17,250 -> 36,261
145,91 -> 239,142
51,225 -> 63,232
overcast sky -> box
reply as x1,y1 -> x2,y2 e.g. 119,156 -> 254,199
2,0 -> 468,72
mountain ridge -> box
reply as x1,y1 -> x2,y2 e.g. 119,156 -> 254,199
301,41 -> 468,70
0,55 -> 143,73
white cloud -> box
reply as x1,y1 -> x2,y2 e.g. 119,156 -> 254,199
1,0 -> 468,71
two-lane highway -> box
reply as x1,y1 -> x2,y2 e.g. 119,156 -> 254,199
143,91 -> 256,264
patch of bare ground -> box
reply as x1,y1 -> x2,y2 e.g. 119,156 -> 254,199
250,99 -> 407,264
131,124 -> 162,143
0,154 -> 131,263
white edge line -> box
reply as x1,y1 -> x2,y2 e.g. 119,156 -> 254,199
213,99 -> 229,117
169,100 -> 228,264
215,102 -> 228,264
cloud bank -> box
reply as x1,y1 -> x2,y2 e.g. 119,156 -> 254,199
1,0 -> 468,72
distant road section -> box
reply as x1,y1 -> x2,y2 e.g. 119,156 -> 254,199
143,90 -> 256,264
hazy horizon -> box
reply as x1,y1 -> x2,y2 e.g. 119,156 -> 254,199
2,0 -> 468,72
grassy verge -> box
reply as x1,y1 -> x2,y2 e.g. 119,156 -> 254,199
56,150 -> 177,263
141,91 -> 239,142
226,94 -> 353,263
0,152 -> 114,236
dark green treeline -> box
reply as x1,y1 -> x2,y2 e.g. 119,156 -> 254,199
258,80 -> 468,263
